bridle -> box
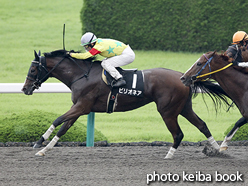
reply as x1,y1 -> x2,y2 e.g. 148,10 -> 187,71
26,53 -> 93,90
191,53 -> 233,81
26,56 -> 52,90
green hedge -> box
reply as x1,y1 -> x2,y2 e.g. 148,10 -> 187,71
0,110 -> 107,143
81,0 -> 248,52
224,123 -> 248,141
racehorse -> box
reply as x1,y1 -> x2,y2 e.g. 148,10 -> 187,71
22,50 -> 228,158
180,50 -> 248,151
216,46 -> 248,151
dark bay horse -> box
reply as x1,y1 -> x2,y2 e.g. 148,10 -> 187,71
22,50 -> 228,158
180,51 -> 248,151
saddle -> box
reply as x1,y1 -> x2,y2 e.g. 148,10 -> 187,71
102,68 -> 144,113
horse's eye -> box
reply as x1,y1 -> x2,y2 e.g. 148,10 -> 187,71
31,69 -> 35,73
197,62 -> 202,66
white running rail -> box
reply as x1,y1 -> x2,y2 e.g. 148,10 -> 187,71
0,83 -> 71,93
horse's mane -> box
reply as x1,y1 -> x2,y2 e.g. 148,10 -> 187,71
43,49 -> 98,63
192,80 -> 232,113
44,49 -> 69,57
213,52 -> 230,62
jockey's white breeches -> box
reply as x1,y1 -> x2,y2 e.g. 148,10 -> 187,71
101,45 -> 135,80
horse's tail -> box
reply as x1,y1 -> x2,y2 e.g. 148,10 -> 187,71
191,80 -> 232,111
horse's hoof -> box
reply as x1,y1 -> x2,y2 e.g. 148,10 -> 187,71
219,146 -> 228,152
164,154 -> 173,159
33,143 -> 42,149
35,151 -> 45,156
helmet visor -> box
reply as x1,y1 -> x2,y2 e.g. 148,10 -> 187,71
81,38 -> 97,46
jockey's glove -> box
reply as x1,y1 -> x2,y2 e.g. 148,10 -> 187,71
232,60 -> 239,66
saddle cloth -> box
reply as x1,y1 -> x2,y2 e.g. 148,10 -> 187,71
102,68 -> 144,113
102,68 -> 144,97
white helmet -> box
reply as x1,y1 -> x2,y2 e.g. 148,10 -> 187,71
80,32 -> 97,46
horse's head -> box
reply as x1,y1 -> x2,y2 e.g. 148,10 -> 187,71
22,50 -> 49,95
180,51 -> 232,86
180,52 -> 216,86
22,49 -> 94,95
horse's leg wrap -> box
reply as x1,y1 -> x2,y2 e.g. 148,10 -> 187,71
43,125 -> 55,140
33,125 -> 55,149
220,117 -> 246,151
220,127 -> 239,151
208,136 -> 219,149
35,135 -> 60,156
226,127 -> 239,141
164,147 -> 176,159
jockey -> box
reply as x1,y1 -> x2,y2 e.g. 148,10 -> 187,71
69,32 -> 135,87
226,31 -> 248,67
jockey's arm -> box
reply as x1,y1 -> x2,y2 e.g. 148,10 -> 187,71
226,45 -> 246,67
70,48 -> 101,59
237,62 -> 248,67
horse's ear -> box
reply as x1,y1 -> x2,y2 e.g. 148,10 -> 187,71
38,50 -> 41,56
34,50 -> 39,61
210,50 -> 217,57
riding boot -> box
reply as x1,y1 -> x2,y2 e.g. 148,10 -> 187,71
113,78 -> 126,87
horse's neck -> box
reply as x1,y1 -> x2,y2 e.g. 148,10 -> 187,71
213,68 -> 247,103
47,58 -> 101,88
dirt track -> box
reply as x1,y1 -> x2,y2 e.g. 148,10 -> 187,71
0,145 -> 247,186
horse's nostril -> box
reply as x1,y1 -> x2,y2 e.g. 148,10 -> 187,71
180,77 -> 185,81
21,87 -> 26,92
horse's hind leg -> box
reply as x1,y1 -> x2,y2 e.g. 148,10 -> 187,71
220,117 -> 247,152
156,96 -> 187,159
158,112 -> 184,159
180,102 -> 220,150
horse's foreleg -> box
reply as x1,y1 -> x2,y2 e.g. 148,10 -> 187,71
33,115 -> 67,148
35,102 -> 87,156
220,117 -> 247,152
35,117 -> 78,156
33,125 -> 56,148
35,135 -> 60,156
33,102 -> 84,149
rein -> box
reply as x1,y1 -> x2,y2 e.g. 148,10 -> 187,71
40,57 -> 65,83
69,57 -> 93,85
194,54 -> 233,79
